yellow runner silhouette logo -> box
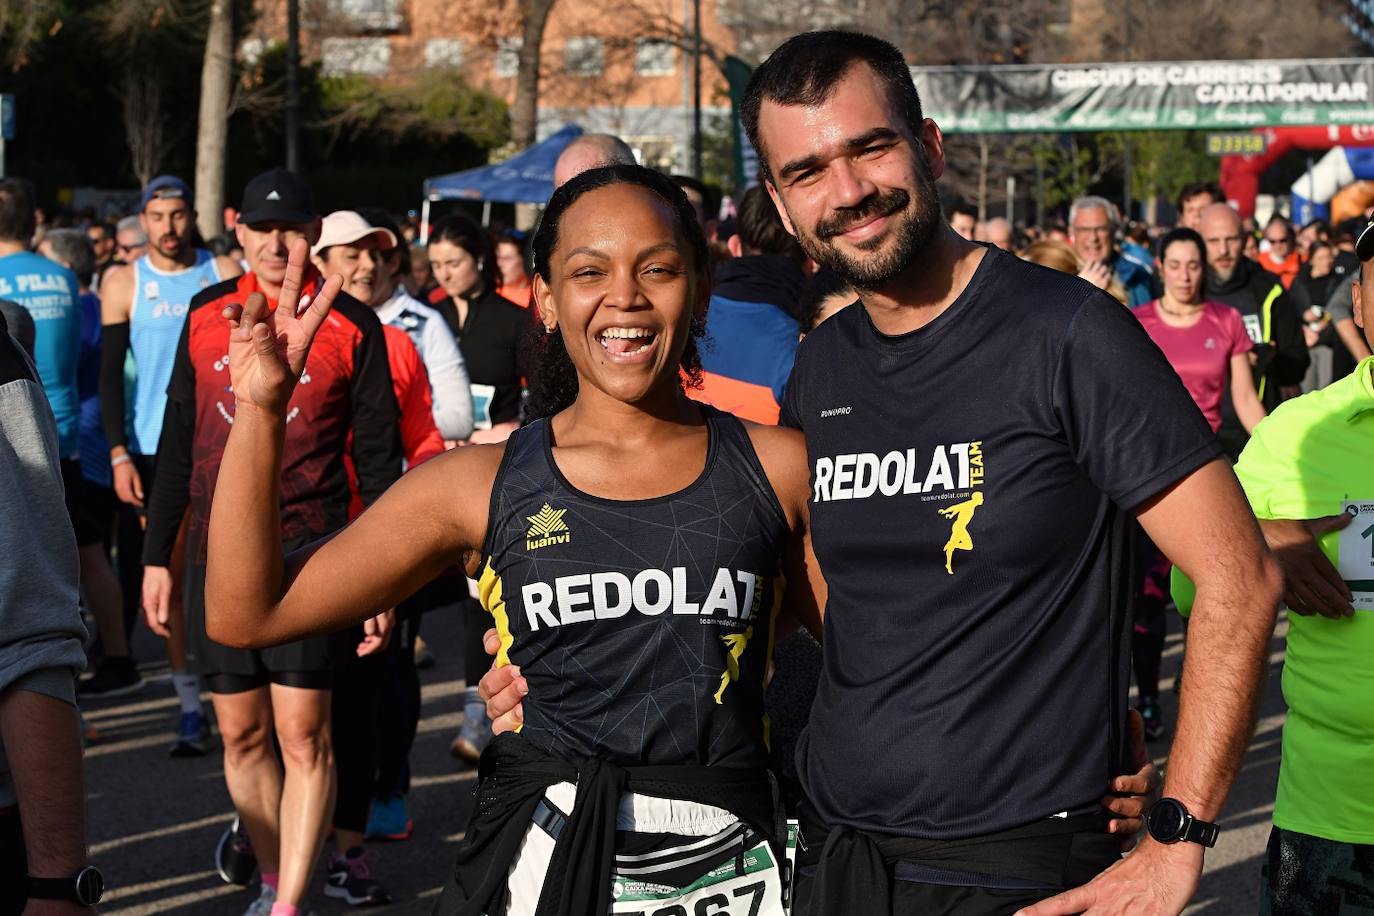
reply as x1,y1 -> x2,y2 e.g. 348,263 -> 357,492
939,492 -> 983,574
525,504 -> 572,551
714,626 -> 753,704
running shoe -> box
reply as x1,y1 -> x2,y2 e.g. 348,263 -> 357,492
77,657 -> 145,698
216,815 -> 258,886
414,635 -> 435,670
241,882 -> 274,916
365,795 -> 413,841
325,847 -> 392,906
451,688 -> 491,763
171,710 -> 212,757
1137,696 -> 1166,742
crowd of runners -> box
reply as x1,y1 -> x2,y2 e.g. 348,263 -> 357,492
3,27 -> 1373,916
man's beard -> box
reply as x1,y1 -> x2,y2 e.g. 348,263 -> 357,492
791,160 -> 942,292
1208,262 -> 1235,286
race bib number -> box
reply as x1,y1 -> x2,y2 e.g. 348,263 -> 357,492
471,383 -> 495,430
1242,313 -> 1264,345
610,823 -> 798,916
1337,501 -> 1374,611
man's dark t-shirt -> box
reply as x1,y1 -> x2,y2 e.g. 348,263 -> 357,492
781,247 -> 1220,841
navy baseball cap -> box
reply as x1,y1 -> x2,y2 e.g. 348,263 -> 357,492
239,168 -> 316,226
1357,219 -> 1374,263
140,175 -> 192,211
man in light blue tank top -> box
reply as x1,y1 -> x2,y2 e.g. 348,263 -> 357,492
97,175 -> 241,755
0,178 -> 81,460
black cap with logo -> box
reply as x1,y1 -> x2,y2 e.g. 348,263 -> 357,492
239,167 -> 316,226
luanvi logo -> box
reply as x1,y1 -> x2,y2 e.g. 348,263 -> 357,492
525,503 -> 571,551
820,406 -> 852,418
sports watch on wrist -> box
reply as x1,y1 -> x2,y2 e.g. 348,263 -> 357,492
27,865 -> 104,907
1146,797 -> 1220,848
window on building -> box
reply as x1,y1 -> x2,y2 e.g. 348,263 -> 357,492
564,37 -> 603,76
425,38 -> 465,69
634,38 -> 676,76
324,0 -> 403,31
321,37 -> 392,76
495,37 -> 522,78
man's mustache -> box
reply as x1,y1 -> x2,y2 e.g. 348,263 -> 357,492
816,189 -> 910,240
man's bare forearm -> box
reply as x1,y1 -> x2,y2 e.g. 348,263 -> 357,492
0,688 -> 86,875
1165,555 -> 1281,819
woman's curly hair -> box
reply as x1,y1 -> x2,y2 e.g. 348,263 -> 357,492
522,164 -> 708,422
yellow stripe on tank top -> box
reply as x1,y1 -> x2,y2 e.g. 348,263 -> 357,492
478,558 -> 517,665
760,572 -> 787,751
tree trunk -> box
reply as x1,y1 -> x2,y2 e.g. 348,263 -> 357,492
122,69 -> 167,189
510,0 -> 558,150
195,0 -> 233,241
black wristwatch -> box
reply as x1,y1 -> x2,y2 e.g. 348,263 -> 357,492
27,866 -> 104,906
1146,798 -> 1220,848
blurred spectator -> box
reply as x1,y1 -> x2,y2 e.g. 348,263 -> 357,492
1200,203 -> 1309,458
1123,222 -> 1156,279
114,215 -> 146,265
1297,218 -> 1329,259
1292,241 -> 1344,391
802,268 -> 856,332
1177,181 -> 1224,231
1020,238 -> 1128,304
980,217 -> 1013,251
1259,216 -> 1301,289
690,184 -> 806,424
552,133 -> 635,187
491,226 -> 531,308
87,222 -> 116,283
404,241 -> 437,301
1069,195 -> 1157,305
672,174 -> 721,240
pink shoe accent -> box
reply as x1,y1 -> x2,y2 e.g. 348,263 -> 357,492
261,872 -> 279,891
268,904 -> 300,916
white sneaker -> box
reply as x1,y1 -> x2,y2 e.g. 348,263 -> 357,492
242,883 -> 275,916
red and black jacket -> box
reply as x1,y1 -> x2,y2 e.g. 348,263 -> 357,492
143,270 -> 403,567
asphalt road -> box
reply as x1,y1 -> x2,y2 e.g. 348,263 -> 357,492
80,608 -> 1289,914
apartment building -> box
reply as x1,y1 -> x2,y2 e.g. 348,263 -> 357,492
247,0 -> 736,172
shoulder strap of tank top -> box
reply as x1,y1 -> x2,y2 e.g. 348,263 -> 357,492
478,419 -> 550,562
701,405 -> 788,527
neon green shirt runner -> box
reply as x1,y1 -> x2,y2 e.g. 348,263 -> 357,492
1172,356 -> 1374,844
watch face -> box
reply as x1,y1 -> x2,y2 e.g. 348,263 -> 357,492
75,866 -> 103,905
1150,800 -> 1186,839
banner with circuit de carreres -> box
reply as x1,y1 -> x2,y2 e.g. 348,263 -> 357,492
911,58 -> 1374,133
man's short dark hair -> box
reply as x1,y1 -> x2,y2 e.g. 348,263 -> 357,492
0,178 -> 37,244
950,201 -> 977,222
741,30 -> 922,182
1177,181 -> 1223,213
736,185 -> 801,259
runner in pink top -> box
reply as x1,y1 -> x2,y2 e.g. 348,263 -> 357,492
1133,227 -> 1266,434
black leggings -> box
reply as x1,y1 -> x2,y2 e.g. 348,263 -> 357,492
375,601 -> 424,799
332,635 -> 388,835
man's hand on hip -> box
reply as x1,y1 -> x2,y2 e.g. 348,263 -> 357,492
1014,837 -> 1202,916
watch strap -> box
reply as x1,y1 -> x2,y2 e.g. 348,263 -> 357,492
1182,815 -> 1220,848
26,875 -> 80,901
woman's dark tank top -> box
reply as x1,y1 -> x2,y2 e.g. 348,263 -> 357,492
478,406 -> 788,768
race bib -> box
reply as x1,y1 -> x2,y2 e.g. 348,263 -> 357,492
471,383 -> 495,430
1337,501 -> 1374,611
610,823 -> 798,916
1242,313 -> 1264,345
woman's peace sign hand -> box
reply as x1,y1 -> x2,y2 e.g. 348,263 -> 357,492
222,238 -> 343,415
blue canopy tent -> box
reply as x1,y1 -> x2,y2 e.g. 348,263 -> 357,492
421,124 -> 583,237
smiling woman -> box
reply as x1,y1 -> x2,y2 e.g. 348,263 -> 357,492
201,165 -> 824,915
524,166 -> 706,421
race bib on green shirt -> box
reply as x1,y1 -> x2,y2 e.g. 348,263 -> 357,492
1337,501 -> 1374,610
